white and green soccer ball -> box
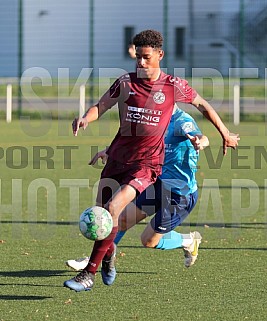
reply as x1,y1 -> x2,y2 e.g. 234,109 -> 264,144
79,206 -> 113,241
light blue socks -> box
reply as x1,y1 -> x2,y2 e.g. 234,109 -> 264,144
155,231 -> 183,250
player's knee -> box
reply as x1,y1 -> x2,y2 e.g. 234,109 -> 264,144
141,234 -> 154,248
106,201 -> 118,218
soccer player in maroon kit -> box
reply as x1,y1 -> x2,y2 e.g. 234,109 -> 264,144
64,29 -> 239,292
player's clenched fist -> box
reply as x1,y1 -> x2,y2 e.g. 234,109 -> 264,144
72,117 -> 88,136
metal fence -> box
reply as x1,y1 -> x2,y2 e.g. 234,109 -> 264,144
0,0 -> 266,115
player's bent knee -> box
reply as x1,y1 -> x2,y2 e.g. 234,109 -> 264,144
106,201 -> 120,219
141,235 -> 155,248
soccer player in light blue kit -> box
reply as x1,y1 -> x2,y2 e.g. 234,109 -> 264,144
66,107 -> 209,271
116,107 -> 209,267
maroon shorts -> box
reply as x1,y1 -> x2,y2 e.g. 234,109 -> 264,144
99,158 -> 161,204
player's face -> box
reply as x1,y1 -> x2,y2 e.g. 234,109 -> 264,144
135,46 -> 164,80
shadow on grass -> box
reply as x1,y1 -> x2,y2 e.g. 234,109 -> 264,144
120,245 -> 267,251
183,222 -> 267,229
0,220 -> 78,225
135,222 -> 267,229
200,247 -> 267,251
116,271 -> 157,274
0,270 -> 69,299
0,295 -> 52,300
0,281 -> 63,287
0,270 -> 67,278
1,221 -> 266,230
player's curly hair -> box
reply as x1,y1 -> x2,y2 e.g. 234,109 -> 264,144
133,30 -> 163,49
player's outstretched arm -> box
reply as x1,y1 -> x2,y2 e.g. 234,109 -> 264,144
72,106 -> 99,136
192,94 -> 240,155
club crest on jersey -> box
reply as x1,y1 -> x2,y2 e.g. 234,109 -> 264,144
182,122 -> 196,133
153,91 -> 165,104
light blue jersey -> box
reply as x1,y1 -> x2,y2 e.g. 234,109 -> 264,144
159,108 -> 202,196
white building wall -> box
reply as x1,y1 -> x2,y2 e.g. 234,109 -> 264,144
0,0 -> 264,78
94,0 -> 190,74
22,0 -> 191,77
165,0 -> 189,74
93,0 -> 166,73
191,0 -> 241,75
24,0 -> 89,77
0,0 -> 18,77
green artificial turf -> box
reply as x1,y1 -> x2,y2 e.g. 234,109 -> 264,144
0,119 -> 266,321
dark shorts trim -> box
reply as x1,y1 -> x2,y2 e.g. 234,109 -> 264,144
136,178 -> 198,233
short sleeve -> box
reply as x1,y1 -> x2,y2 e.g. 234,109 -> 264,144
173,77 -> 197,103
96,76 -> 124,116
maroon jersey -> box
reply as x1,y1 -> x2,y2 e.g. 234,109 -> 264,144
97,72 -> 197,168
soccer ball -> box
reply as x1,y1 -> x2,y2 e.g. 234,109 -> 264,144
79,206 -> 113,241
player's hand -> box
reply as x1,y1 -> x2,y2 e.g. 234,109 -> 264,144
72,117 -> 88,136
223,132 -> 240,155
89,149 -> 108,165
186,134 -> 201,151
